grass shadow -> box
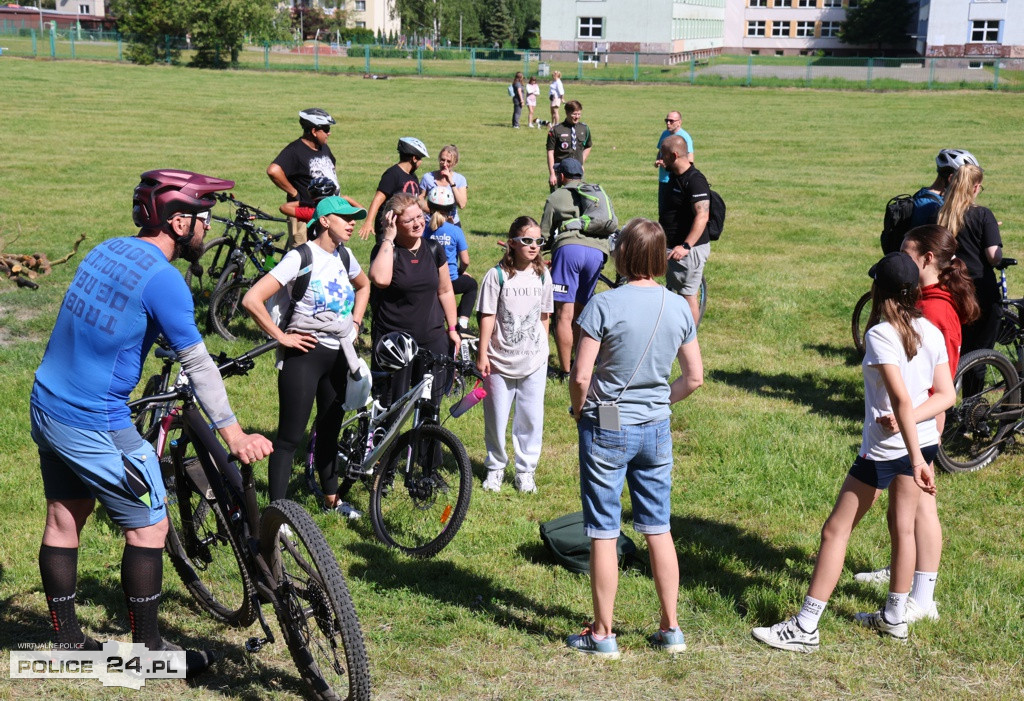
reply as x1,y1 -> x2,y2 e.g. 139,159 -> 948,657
805,342 -> 863,367
348,540 -> 580,641
708,368 -> 862,422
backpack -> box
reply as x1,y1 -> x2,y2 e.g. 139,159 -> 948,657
563,183 -> 618,238
539,511 -> 636,574
507,83 -> 515,97
706,188 -> 726,241
880,194 -> 916,254
266,243 -> 352,330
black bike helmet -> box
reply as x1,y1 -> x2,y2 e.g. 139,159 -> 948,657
299,108 -> 336,131
374,332 -> 418,371
308,176 -> 339,202
132,169 -> 234,231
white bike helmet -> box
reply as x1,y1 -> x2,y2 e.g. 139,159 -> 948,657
426,186 -> 455,209
375,332 -> 418,371
299,108 -> 336,130
936,148 -> 980,172
397,137 -> 429,159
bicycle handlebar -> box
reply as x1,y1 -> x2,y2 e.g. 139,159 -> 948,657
213,192 -> 289,223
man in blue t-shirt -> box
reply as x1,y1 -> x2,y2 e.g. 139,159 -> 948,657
30,169 -> 272,676
655,111 -> 693,217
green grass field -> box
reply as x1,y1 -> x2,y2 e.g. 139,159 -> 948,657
1,59 -> 1023,699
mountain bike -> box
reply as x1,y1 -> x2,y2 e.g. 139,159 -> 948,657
302,348 -> 482,558
938,258 -> 1024,473
129,341 -> 370,700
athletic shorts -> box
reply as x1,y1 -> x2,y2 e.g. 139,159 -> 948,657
665,243 -> 709,297
550,243 -> 605,306
31,403 -> 167,529
848,444 -> 939,490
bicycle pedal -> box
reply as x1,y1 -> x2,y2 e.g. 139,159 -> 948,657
244,637 -> 268,653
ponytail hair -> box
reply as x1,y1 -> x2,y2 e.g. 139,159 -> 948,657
866,283 -> 923,360
903,224 -> 980,325
936,164 -> 983,239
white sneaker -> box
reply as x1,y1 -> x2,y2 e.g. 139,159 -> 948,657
751,617 -> 819,653
853,566 -> 890,585
905,598 -> 939,623
327,501 -> 363,520
514,473 -> 537,493
482,471 -> 503,492
853,609 -> 908,640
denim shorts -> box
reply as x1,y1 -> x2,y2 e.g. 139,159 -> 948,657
578,417 -> 674,539
666,243 -> 709,297
848,444 -> 939,490
31,403 -> 167,529
550,243 -> 606,306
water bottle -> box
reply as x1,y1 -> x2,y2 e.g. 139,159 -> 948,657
449,384 -> 487,418
263,251 -> 277,272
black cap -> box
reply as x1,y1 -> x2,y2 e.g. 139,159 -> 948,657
869,251 -> 919,295
555,158 -> 584,178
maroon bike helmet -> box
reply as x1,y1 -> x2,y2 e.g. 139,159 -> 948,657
132,169 -> 235,231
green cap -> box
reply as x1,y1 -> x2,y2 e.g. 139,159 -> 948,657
307,196 -> 367,229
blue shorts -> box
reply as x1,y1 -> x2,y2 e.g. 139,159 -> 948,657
848,444 -> 939,490
550,243 -> 606,306
578,417 -> 673,539
30,403 -> 167,529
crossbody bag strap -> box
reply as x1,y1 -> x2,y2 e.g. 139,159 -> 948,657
588,288 -> 666,406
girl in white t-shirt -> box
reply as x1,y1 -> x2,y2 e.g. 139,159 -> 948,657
752,251 -> 955,653
476,216 -> 554,493
525,76 -> 540,127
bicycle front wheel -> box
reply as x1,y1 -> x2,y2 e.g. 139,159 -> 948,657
696,276 -> 707,326
209,278 -> 254,342
369,424 -> 472,558
260,500 -> 370,701
162,430 -> 257,627
851,290 -> 872,357
134,373 -> 171,437
938,349 -> 1021,473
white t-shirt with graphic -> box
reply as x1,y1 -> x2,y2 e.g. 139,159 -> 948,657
860,317 -> 947,460
476,266 -> 554,378
270,242 -> 361,350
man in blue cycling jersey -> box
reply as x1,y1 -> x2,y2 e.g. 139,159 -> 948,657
30,169 -> 272,676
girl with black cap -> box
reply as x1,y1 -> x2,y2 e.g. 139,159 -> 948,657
751,251 -> 954,653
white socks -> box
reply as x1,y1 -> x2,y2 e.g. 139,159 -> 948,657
910,571 -> 938,608
796,595 -> 827,632
884,591 -> 909,623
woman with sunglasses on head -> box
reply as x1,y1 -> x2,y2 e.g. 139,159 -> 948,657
242,197 -> 370,518
475,217 -> 553,494
937,163 -> 1002,357
369,193 -> 461,408
752,251 -> 954,653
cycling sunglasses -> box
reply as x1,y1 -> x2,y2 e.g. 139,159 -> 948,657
511,236 -> 544,247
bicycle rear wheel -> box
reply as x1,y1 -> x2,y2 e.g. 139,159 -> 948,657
260,499 -> 370,701
938,349 -> 1021,473
697,276 -> 707,326
161,428 -> 258,627
184,236 -> 231,305
134,373 -> 171,437
369,424 -> 472,558
851,290 -> 872,357
209,278 -> 255,342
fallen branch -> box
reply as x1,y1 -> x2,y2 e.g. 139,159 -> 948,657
0,234 -> 86,288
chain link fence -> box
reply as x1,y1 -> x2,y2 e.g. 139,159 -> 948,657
1,25 -> 1021,92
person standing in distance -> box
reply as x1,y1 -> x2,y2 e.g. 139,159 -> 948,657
655,111 -> 693,215
547,100 -> 592,191
267,108 -> 340,247
358,137 -> 430,241
511,71 -> 525,129
30,169 -> 272,675
659,135 -> 710,323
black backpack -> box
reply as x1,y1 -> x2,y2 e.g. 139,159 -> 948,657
706,188 -> 726,241
880,194 -> 917,255
539,511 -> 636,574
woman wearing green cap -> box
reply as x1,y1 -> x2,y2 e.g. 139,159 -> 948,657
243,196 -> 370,518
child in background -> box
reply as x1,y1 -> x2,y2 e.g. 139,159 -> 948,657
526,76 -> 540,127
549,71 -> 565,125
476,217 -> 553,493
424,186 -> 476,332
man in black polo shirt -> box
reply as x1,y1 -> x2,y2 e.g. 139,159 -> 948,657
659,135 -> 709,323
546,100 -> 592,190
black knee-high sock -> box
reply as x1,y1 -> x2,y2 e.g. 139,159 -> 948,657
39,544 -> 90,647
121,544 -> 164,650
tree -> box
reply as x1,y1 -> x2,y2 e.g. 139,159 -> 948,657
110,0 -> 187,64
482,0 -> 512,48
840,0 -> 916,54
185,0 -> 276,67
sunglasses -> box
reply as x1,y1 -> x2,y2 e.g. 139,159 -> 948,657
512,236 -> 544,247
665,118 -> 678,123
194,210 -> 211,223
319,125 -> 331,133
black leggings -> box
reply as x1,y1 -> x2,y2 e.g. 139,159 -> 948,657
268,343 -> 349,502
452,274 -> 478,320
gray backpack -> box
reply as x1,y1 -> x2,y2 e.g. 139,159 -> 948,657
563,183 -> 618,238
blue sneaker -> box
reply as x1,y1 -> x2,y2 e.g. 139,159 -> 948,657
566,625 -> 620,659
648,627 -> 687,653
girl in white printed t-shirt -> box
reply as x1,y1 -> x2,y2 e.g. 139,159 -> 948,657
751,251 -> 954,652
476,216 -> 553,493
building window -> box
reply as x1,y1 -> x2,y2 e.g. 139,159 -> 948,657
823,0 -> 841,5
771,20 -> 790,36
796,21 -> 815,36
356,21 -> 366,28
798,0 -> 816,6
79,3 -> 90,12
774,0 -> 792,6
971,20 -> 1000,42
821,21 -> 840,37
747,20 -> 766,36
355,0 -> 365,10
578,16 -> 604,38
749,0 -> 767,5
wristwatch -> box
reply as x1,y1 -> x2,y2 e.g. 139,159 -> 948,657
682,242 -> 692,251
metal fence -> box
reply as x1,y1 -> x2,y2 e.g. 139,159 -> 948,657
1,26 -> 1021,92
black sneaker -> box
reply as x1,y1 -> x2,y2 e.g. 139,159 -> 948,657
152,640 -> 219,679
